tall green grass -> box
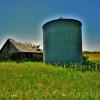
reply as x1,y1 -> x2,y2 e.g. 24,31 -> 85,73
0,62 -> 100,99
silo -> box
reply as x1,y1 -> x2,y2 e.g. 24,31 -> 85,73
43,18 -> 83,64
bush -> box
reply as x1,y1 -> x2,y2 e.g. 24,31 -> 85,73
63,56 -> 100,71
80,56 -> 100,71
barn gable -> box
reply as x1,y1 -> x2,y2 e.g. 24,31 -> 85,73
0,39 -> 19,54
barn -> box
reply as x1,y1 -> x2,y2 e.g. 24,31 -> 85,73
0,39 -> 43,61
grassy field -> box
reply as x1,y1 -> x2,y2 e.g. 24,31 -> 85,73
84,52 -> 100,62
0,62 -> 100,100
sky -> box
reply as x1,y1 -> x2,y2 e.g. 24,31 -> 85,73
0,0 -> 100,51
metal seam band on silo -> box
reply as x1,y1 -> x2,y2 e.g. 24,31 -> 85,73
43,18 -> 83,64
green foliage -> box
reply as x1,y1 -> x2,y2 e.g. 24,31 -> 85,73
0,62 -> 99,99
82,55 -> 100,71
83,55 -> 89,63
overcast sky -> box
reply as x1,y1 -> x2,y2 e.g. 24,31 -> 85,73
0,0 -> 100,51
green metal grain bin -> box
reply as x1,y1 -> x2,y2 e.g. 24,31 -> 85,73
43,18 -> 83,64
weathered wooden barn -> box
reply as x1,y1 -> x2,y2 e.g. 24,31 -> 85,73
0,39 -> 43,61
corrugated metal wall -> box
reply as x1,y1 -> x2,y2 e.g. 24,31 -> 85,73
43,19 -> 83,64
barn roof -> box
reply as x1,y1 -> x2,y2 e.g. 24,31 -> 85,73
1,39 -> 42,53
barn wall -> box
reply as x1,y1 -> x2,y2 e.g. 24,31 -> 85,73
8,43 -> 19,54
11,52 -> 43,61
1,42 -> 19,54
1,45 -> 8,54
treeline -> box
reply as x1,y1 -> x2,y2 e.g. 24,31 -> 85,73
83,51 -> 100,54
